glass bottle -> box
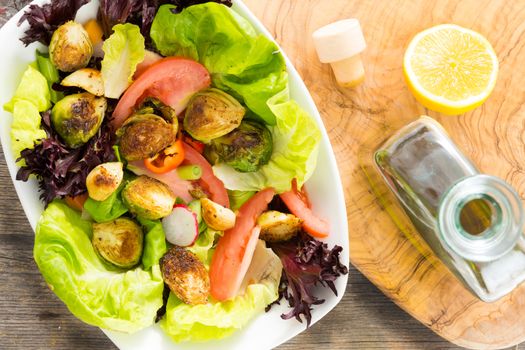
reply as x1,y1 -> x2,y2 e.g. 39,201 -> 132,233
374,116 -> 525,302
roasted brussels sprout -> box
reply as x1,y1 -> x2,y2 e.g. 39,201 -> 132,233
117,114 -> 177,161
86,162 -> 124,201
92,218 -> 143,268
49,21 -> 93,72
184,88 -> 245,142
61,68 -> 104,96
51,93 -> 106,148
122,175 -> 176,220
137,98 -> 178,125
160,246 -> 210,305
204,120 -> 273,172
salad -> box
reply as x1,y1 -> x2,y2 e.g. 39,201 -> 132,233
4,0 -> 348,343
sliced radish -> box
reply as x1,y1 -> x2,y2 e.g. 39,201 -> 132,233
162,204 -> 199,247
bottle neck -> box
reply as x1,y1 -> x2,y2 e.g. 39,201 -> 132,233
437,175 -> 524,262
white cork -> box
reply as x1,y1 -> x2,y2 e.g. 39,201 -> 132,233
313,19 -> 367,87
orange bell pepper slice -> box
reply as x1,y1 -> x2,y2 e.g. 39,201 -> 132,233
144,139 -> 185,174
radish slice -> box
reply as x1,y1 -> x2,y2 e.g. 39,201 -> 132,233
162,204 -> 199,247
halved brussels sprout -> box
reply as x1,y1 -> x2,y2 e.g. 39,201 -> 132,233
184,88 -> 245,142
204,120 -> 273,172
49,21 -> 93,72
116,114 -> 176,161
51,93 -> 107,148
122,175 -> 176,220
160,246 -> 210,305
137,98 -> 178,126
86,162 -> 124,201
92,217 -> 143,268
61,68 -> 104,96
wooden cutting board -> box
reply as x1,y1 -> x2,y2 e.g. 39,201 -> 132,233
244,0 -> 525,349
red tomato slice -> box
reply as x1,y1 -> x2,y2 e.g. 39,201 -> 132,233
112,57 -> 211,130
280,180 -> 330,238
209,188 -> 275,301
127,160 -> 194,203
182,142 -> 229,208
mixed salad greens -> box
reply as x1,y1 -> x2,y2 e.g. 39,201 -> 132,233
5,0 -> 348,343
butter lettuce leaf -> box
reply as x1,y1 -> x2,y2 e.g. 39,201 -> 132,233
4,65 -> 50,161
102,23 -> 145,99
161,283 -> 278,342
83,189 -> 128,223
137,217 -> 168,271
187,227 -> 221,268
151,3 -> 287,125
34,201 -> 164,333
213,89 -> 321,193
9,100 -> 47,162
151,5 -> 320,192
3,65 -> 50,113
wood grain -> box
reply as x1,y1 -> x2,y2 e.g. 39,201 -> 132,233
240,0 -> 525,349
0,0 -> 524,349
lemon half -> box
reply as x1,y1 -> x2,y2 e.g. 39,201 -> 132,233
403,24 -> 498,115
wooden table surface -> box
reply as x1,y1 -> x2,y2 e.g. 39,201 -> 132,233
0,0 -> 522,349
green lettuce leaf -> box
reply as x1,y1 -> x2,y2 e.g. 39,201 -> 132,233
83,189 -> 128,223
4,64 -> 50,161
101,23 -> 145,99
228,190 -> 256,211
213,89 -> 321,193
161,283 -> 278,342
3,65 -> 50,113
34,201 -> 164,333
137,217 -> 168,271
35,50 -> 63,103
187,227 -> 220,268
150,3 -> 287,125
9,100 -> 47,162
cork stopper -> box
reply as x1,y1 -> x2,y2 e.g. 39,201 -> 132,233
313,19 -> 367,87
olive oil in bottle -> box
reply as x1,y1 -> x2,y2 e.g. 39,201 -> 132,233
375,116 -> 525,302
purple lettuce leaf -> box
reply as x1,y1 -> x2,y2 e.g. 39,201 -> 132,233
16,110 -> 116,206
269,233 -> 348,327
17,0 -> 90,46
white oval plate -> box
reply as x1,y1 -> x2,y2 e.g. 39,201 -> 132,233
0,1 -> 349,349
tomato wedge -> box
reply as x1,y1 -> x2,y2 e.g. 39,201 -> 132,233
209,188 -> 275,301
280,180 -> 330,238
112,57 -> 211,130
182,142 -> 229,208
144,139 -> 185,174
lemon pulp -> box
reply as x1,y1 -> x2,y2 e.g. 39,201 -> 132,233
404,24 -> 498,115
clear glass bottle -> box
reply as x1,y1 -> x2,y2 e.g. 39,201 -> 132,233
374,116 -> 525,302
